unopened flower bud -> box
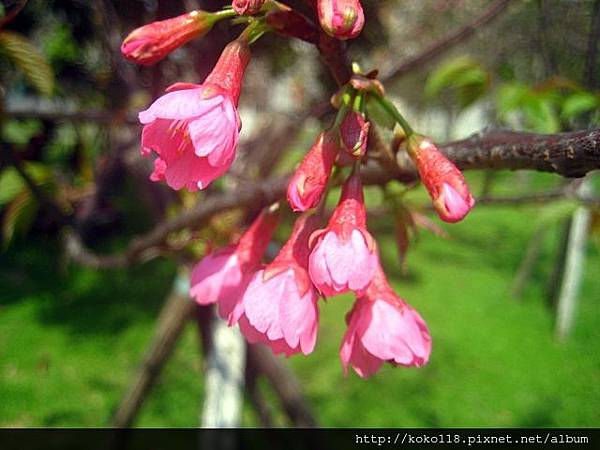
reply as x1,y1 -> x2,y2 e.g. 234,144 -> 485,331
287,130 -> 339,212
340,111 -> 370,158
122,11 -> 214,65
408,135 -> 475,223
317,0 -> 365,40
232,0 -> 266,15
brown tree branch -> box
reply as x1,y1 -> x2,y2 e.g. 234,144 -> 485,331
381,0 -> 512,83
63,127 -> 600,269
112,272 -> 194,428
4,104 -> 139,124
246,345 -> 317,427
441,128 -> 600,178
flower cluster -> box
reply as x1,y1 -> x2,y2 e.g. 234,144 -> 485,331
123,0 -> 474,378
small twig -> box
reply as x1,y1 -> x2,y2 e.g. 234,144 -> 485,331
0,0 -> 28,29
4,104 -> 139,125
246,345 -> 317,427
511,223 -> 548,299
0,143 -> 71,225
112,271 -> 194,428
584,0 -> 600,89
381,0 -> 512,83
245,350 -> 274,427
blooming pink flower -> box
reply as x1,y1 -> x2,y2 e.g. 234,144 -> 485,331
236,214 -> 321,356
408,135 -> 475,223
121,11 -> 215,65
317,0 -> 365,40
190,208 -> 279,323
287,130 -> 339,212
232,0 -> 266,15
340,264 -> 431,378
139,39 -> 251,191
308,171 -> 377,296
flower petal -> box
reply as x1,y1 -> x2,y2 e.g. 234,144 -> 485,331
139,88 -> 222,124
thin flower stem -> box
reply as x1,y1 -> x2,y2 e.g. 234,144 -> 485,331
239,18 -> 272,44
332,101 -> 350,129
212,9 -> 238,21
316,167 -> 338,218
372,95 -> 415,137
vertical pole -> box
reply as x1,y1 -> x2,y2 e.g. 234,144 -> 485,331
555,178 -> 593,340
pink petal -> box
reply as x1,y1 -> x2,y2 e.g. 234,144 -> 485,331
162,148 -> 229,191
238,315 -> 300,357
163,150 -> 201,191
322,232 -> 356,286
361,299 -> 429,366
187,103 -> 238,165
189,248 -> 240,305
242,270 -> 289,340
441,183 -> 471,222
279,286 -> 318,354
308,238 -> 334,296
139,88 -> 222,124
349,336 -> 384,378
141,118 -> 183,159
149,158 -> 167,181
346,229 -> 377,292
165,82 -> 202,93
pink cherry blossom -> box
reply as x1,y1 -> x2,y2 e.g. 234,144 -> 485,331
236,214 -> 321,356
139,39 -> 250,191
408,135 -> 475,223
308,171 -> 377,296
190,208 -> 279,323
340,265 -> 431,378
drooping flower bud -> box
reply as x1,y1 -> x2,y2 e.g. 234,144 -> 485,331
236,214 -> 321,356
407,135 -> 475,223
340,264 -> 431,378
317,0 -> 365,40
287,130 -> 339,212
121,11 -> 215,65
232,0 -> 266,15
190,207 -> 280,323
308,171 -> 377,297
340,111 -> 370,158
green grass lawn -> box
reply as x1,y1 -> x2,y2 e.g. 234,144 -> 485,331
1,172 -> 599,427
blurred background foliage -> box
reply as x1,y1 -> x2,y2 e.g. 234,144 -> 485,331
0,0 -> 599,427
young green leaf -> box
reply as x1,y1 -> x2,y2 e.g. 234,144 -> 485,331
2,189 -> 39,247
0,31 -> 54,96
425,56 -> 490,108
561,92 -> 600,120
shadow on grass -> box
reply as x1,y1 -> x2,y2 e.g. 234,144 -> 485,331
370,206 -> 565,283
0,237 -> 176,336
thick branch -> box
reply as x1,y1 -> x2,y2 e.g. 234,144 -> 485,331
441,128 -> 600,178
382,0 -> 512,83
64,127 -> 600,269
246,345 -> 317,427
